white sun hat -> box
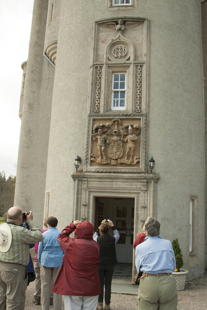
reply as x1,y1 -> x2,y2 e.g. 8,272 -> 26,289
0,223 -> 12,253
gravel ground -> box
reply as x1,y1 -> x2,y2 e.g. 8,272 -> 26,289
25,274 -> 207,310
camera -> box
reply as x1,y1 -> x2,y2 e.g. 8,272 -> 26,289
22,212 -> 29,222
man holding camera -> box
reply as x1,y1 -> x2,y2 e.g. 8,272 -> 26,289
0,206 -> 43,310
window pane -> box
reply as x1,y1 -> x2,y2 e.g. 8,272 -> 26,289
120,92 -> 125,99
114,74 -> 119,81
112,91 -> 125,109
113,98 -> 119,107
120,74 -> 125,81
120,82 -> 125,89
120,99 -> 125,107
114,91 -> 119,98
112,73 -> 126,90
113,82 -> 119,90
112,0 -> 131,5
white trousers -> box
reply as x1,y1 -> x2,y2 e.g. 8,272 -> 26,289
63,295 -> 98,310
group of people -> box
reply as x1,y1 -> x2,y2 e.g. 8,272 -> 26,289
0,207 -> 119,310
0,206 -> 177,310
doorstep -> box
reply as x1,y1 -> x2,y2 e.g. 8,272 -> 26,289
112,278 -> 138,295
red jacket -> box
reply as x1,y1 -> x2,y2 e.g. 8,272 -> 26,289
133,232 -> 146,248
53,222 -> 101,296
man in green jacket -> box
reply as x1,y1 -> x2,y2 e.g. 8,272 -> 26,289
0,206 -> 43,310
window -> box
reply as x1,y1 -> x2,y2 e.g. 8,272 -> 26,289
189,196 -> 197,255
112,73 -> 127,110
112,0 -> 132,6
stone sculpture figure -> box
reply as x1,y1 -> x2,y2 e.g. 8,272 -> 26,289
124,126 -> 140,164
94,128 -> 108,164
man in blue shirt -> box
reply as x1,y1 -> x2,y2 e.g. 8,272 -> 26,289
135,217 -> 177,310
38,216 -> 63,310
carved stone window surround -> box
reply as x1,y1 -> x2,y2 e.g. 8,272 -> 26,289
135,64 -> 143,113
91,65 -> 103,113
111,72 -> 127,110
91,62 -> 145,114
92,18 -> 148,116
95,17 -> 145,25
104,64 -> 132,112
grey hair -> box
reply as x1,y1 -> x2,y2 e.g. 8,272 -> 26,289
143,217 -> 160,236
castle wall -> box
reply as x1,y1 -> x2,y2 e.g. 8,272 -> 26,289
15,0 -> 206,277
42,0 -> 205,276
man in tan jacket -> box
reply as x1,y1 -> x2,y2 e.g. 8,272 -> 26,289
0,206 -> 43,310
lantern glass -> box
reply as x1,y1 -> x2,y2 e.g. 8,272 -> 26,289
149,157 -> 155,172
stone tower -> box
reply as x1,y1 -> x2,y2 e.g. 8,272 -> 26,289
15,0 -> 207,278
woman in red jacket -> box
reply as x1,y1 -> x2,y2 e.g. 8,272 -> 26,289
53,220 -> 101,310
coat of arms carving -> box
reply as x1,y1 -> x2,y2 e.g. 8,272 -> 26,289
90,119 -> 141,166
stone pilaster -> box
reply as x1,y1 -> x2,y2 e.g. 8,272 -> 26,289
201,0 -> 207,269
15,0 -> 49,224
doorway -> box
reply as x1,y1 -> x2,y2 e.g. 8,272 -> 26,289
95,197 -> 134,264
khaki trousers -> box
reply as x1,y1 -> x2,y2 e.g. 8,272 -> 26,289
138,275 -> 177,310
0,261 -> 27,310
41,266 -> 62,310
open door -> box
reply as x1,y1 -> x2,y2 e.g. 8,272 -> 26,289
95,197 -> 134,264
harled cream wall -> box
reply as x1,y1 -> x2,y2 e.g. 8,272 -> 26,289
16,0 -> 206,276
45,0 -> 205,275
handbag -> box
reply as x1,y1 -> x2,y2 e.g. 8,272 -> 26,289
27,271 -> 36,285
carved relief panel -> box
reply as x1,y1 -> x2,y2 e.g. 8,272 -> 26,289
94,19 -> 146,64
90,118 -> 141,167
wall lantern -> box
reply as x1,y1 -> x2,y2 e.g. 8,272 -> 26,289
148,157 -> 155,173
74,155 -> 82,172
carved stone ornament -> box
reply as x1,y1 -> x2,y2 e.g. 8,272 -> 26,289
106,33 -> 131,62
135,64 -> 143,113
111,44 -> 128,59
115,19 -> 126,33
93,65 -> 103,113
90,118 -> 141,166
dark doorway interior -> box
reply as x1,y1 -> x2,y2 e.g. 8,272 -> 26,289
95,197 -> 134,265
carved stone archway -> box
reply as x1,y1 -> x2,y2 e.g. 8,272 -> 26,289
72,171 -> 159,279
